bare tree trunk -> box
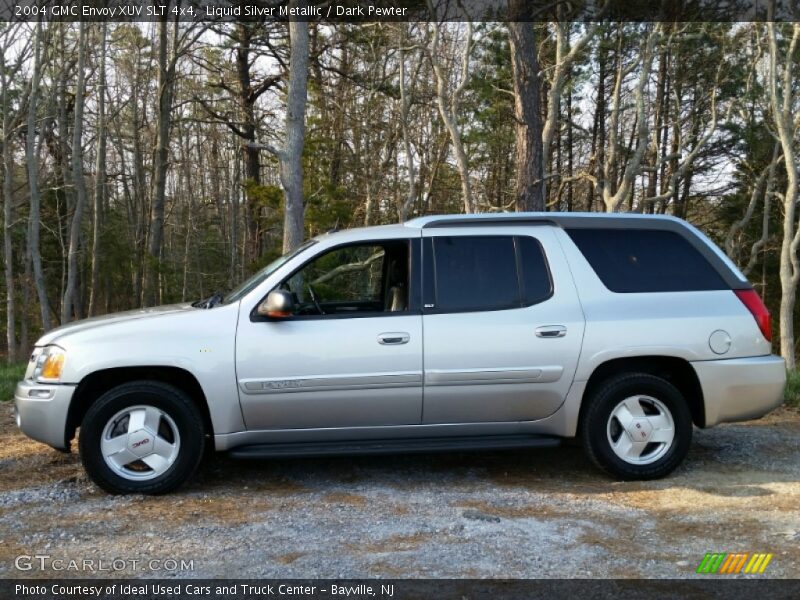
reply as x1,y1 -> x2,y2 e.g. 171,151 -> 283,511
195,23 -> 281,263
180,129 -> 194,302
642,43 -> 733,214
542,23 -> 597,171
428,12 -> 475,214
63,21 -> 88,323
26,20 -> 52,331
251,8 -> 310,253
280,15 -> 309,252
236,26 -> 262,264
1,30 -> 17,360
231,154 -> 240,285
646,41 -> 669,212
600,26 -> 661,212
508,16 -> 545,211
590,32 -> 608,211
20,257 -> 29,353
397,38 -> 418,222
131,55 -> 147,303
725,147 -> 780,259
768,22 -> 800,368
739,147 -> 779,278
88,23 -> 106,317
143,19 -> 176,306
566,75 -> 574,212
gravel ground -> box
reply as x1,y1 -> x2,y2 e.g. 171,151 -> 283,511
1,403 -> 798,579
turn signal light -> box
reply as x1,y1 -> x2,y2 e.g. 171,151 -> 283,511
40,353 -> 65,380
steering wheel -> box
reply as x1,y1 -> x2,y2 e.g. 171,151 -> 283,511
307,284 -> 324,314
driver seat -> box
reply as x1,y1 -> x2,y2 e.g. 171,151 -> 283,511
385,260 -> 407,312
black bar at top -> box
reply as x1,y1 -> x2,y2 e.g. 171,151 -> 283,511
1,0 -> 799,23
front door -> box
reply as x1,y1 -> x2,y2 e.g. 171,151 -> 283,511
236,238 -> 423,430
421,228 -> 585,424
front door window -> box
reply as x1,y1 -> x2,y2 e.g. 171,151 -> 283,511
281,241 -> 410,316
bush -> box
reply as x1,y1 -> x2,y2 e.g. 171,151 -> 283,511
0,362 -> 26,402
785,370 -> 800,408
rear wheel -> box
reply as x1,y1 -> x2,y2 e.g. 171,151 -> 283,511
580,373 -> 692,480
79,381 -> 205,494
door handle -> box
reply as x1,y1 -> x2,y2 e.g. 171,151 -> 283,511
535,325 -> 567,338
378,332 -> 410,345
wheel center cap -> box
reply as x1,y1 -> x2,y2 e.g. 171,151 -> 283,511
628,418 -> 653,442
127,429 -> 154,457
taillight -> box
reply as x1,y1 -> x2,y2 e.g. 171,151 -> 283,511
734,289 -> 772,342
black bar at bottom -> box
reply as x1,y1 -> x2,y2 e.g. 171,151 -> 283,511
2,578 -> 800,600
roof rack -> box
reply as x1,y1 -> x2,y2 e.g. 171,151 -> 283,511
405,212 -> 682,230
421,216 -> 556,229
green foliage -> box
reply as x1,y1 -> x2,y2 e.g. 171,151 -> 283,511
0,362 -> 26,402
243,180 -> 284,213
784,371 -> 800,408
463,25 -> 515,211
101,208 -> 139,309
305,183 -> 353,236
242,181 -> 285,271
425,163 -> 465,215
302,113 -> 362,233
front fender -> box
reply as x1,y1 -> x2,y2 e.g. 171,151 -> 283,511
55,303 -> 244,435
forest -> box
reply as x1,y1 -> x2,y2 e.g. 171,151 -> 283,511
1,15 -> 800,369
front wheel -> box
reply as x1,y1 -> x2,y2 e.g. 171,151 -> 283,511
580,373 -> 692,480
79,381 -> 205,494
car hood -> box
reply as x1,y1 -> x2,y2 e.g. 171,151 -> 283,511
35,303 -> 196,347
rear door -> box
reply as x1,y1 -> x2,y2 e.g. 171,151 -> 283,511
421,226 -> 584,424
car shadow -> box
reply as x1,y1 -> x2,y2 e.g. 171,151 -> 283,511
182,410 -> 800,504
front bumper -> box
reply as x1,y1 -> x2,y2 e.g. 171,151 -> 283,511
691,355 -> 786,427
14,380 -> 76,450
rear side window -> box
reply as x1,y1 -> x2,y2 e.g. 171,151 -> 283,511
566,228 -> 726,293
517,236 -> 553,305
433,236 -> 518,311
430,235 -> 552,312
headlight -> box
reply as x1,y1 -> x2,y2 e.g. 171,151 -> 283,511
33,346 -> 66,382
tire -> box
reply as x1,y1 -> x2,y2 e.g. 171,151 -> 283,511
580,373 -> 692,480
79,381 -> 205,494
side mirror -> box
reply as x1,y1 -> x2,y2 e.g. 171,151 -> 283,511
257,290 -> 295,318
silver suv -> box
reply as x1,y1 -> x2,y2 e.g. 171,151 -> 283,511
14,213 -> 785,494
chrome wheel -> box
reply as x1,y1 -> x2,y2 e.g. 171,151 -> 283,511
100,405 -> 180,481
606,395 -> 675,465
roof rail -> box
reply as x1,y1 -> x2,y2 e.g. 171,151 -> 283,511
406,212 -> 682,229
422,217 -> 556,229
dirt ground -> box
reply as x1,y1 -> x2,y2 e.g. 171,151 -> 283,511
0,402 -> 798,579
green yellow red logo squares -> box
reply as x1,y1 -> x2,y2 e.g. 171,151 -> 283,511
696,553 -> 773,574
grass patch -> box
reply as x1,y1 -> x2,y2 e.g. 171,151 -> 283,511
0,362 -> 26,402
785,370 -> 800,408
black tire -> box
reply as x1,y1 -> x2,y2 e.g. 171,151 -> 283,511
79,381 -> 205,494
580,373 -> 692,480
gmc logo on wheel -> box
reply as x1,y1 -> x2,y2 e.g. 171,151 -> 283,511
131,438 -> 150,448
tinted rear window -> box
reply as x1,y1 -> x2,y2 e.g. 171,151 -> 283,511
566,228 -> 727,293
517,236 -> 553,304
433,236 -> 519,311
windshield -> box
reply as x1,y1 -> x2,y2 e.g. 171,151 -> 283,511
221,240 -> 318,305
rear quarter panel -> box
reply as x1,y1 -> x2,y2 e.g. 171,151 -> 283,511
552,228 -> 772,381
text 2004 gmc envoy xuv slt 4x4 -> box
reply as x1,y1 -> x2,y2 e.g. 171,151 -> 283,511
14,213 -> 786,494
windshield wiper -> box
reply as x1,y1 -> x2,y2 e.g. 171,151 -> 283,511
192,292 -> 224,309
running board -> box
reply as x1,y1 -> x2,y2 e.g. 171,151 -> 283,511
227,434 -> 561,460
